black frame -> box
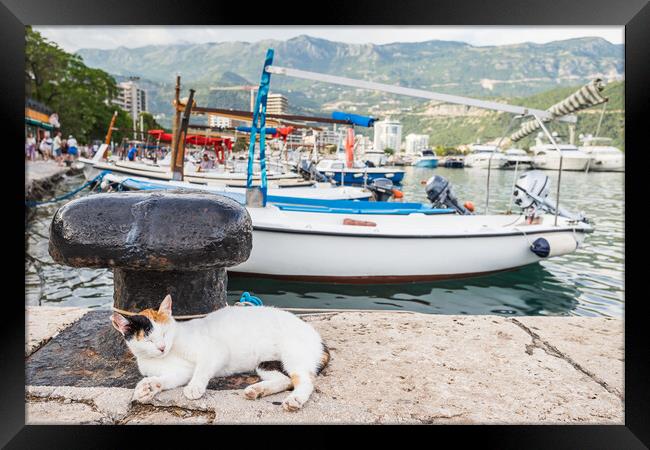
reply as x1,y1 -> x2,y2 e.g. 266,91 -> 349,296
6,0 -> 648,446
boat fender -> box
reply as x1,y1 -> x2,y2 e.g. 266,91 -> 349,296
343,218 -> 377,227
392,189 -> 404,199
530,234 -> 578,258
464,201 -> 475,212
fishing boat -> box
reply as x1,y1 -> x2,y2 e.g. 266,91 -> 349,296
105,169 -> 592,282
501,148 -> 533,170
463,144 -> 508,169
99,172 -> 374,201
530,133 -> 591,171
412,149 -> 439,168
315,159 -> 405,185
578,135 -> 624,172
440,155 -> 464,168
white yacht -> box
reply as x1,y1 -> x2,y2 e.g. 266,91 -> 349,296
579,135 -> 624,172
463,144 -> 508,169
501,148 -> 533,170
530,133 -> 591,171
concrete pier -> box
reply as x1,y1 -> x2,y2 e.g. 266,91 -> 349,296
25,306 -> 623,424
25,160 -> 83,203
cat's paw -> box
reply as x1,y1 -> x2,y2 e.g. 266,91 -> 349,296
183,383 -> 205,400
243,384 -> 264,400
133,377 -> 162,403
281,395 -> 304,412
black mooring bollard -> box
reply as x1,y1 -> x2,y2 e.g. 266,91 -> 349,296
48,190 -> 252,316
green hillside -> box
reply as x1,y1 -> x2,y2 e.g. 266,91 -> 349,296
399,81 -> 624,151
76,35 -> 623,122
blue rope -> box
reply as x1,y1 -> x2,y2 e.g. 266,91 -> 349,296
237,291 -> 263,307
25,170 -> 110,207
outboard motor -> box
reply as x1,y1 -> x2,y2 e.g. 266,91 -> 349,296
298,160 -> 312,181
425,175 -> 471,214
513,170 -> 587,223
298,160 -> 329,183
367,178 -> 394,202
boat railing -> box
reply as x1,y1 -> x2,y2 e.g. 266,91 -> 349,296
485,115 -> 523,215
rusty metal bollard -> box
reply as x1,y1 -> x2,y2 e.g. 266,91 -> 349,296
48,190 -> 252,317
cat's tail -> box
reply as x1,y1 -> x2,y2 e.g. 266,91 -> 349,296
316,342 -> 331,375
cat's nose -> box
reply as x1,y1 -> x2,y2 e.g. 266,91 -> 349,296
157,344 -> 166,353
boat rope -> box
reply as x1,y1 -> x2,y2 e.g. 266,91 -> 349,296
25,171 -> 110,208
513,226 -> 534,247
235,291 -> 264,307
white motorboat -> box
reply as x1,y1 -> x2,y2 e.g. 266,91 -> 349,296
100,172 -> 374,201
463,144 -> 508,169
501,148 -> 533,170
530,134 -> 591,171
578,135 -> 625,172
102,170 -> 593,283
412,149 -> 440,168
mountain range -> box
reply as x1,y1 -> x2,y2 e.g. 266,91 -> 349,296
76,35 -> 624,147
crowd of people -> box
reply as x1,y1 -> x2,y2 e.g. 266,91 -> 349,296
25,131 -> 96,166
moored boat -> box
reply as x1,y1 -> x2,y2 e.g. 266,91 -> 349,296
413,149 -> 439,168
315,159 -> 405,185
530,134 -> 591,171
501,148 -> 533,170
578,135 -> 624,172
463,144 -> 508,169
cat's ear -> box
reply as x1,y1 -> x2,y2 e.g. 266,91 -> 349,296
159,295 -> 173,316
111,313 -> 130,335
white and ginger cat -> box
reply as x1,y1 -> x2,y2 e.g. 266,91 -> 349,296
111,295 -> 330,411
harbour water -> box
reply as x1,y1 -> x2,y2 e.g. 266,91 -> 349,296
25,166 -> 624,317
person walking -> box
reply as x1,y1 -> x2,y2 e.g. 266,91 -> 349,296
53,131 -> 64,166
25,133 -> 36,161
39,135 -> 52,161
67,135 -> 78,161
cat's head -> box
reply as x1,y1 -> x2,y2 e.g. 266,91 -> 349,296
111,294 -> 177,358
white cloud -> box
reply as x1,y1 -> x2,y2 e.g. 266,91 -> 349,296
34,25 -> 624,53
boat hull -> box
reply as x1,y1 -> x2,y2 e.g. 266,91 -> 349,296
587,156 -> 625,172
532,156 -> 590,171
229,207 -> 590,283
230,226 -> 587,283
321,169 -> 405,185
413,159 -> 439,168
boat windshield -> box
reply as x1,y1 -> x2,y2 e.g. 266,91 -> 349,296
421,150 -> 436,156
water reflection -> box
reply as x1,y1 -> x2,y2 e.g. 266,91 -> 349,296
228,264 -> 580,316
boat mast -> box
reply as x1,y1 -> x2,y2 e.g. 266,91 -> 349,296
170,75 -> 182,176
171,88 -> 195,181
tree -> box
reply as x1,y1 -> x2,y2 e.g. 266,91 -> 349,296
25,26 -> 120,144
383,147 -> 395,156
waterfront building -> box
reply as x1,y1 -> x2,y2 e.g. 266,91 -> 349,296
113,79 -> 148,125
267,93 -> 289,115
25,98 -> 59,142
208,114 -> 232,128
373,119 -> 402,152
405,133 -> 430,154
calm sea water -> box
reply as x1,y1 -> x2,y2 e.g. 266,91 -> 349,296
25,166 -> 624,317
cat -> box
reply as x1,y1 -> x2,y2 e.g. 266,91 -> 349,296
111,295 -> 330,412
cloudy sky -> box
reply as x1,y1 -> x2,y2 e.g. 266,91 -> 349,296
35,26 -> 623,52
